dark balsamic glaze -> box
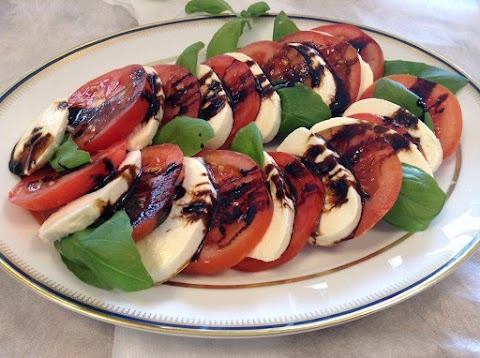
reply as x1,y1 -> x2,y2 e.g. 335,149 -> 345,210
8,131 -> 54,176
198,70 -> 227,120
245,60 -> 275,99
288,43 -> 325,89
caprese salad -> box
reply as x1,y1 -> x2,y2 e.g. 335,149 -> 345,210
7,4 -> 467,292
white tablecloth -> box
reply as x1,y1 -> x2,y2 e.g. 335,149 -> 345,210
1,1 -> 480,357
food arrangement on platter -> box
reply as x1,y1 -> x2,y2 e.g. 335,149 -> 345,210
6,1 -> 468,293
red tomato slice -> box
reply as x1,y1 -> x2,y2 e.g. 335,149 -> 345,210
124,144 -> 184,242
240,40 -> 313,88
9,141 -> 127,211
234,152 -> 324,272
203,55 -> 261,149
313,24 -> 385,80
152,64 -> 201,123
319,124 -> 402,237
68,64 -> 153,153
183,150 -> 273,275
278,30 -> 361,114
361,74 -> 462,159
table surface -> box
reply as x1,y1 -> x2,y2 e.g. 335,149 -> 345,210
1,1 -> 480,357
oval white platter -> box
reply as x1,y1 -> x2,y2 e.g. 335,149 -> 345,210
1,15 -> 480,338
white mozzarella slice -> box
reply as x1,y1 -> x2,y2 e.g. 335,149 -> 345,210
136,157 -> 216,284
277,127 -> 362,246
356,55 -> 374,100
247,152 -> 295,262
343,98 -> 443,172
126,66 -> 165,151
38,151 -> 141,242
225,52 -> 282,143
196,64 -> 234,149
287,43 -> 337,107
10,100 -> 69,176
311,117 -> 433,176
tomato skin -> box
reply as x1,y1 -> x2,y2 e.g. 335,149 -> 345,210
278,30 -> 361,113
234,152 -> 324,272
240,40 -> 313,88
203,55 -> 261,149
124,144 -> 184,242
152,64 -> 201,123
183,150 -> 273,275
313,24 -> 385,80
68,64 -> 153,154
319,124 -> 402,237
361,74 -> 462,159
9,141 -> 127,211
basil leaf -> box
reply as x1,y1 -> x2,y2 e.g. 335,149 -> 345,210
383,164 -> 446,232
241,2 -> 270,18
373,78 -> 424,118
276,83 -> 331,136
176,41 -> 205,76
384,60 -> 468,94
55,211 -> 154,292
424,111 -> 435,132
206,17 -> 247,58
49,134 -> 91,172
231,122 -> 264,167
153,116 -> 214,156
185,0 -> 235,15
273,11 -> 300,41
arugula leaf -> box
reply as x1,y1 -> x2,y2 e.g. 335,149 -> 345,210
241,2 -> 270,18
231,122 -> 264,167
176,41 -> 205,76
273,11 -> 300,41
55,211 -> 154,292
383,164 -> 446,232
49,134 -> 91,172
384,60 -> 468,94
276,83 -> 331,136
152,116 -> 214,156
206,17 -> 247,58
185,0 -> 235,15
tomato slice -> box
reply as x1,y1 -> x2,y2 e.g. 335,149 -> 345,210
68,64 -> 154,154
361,74 -> 462,159
203,55 -> 261,149
278,30 -> 361,114
240,40 -> 313,88
313,24 -> 385,80
183,150 -> 273,275
152,64 -> 201,123
319,124 -> 402,237
9,141 -> 127,211
234,152 -> 324,272
124,144 -> 184,242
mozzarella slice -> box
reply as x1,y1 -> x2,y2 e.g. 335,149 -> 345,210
10,100 -> 69,176
287,43 -> 337,107
38,150 -> 141,242
126,66 -> 165,151
277,127 -> 362,246
196,64 -> 234,149
343,98 -> 443,172
247,152 -> 295,262
356,55 -> 374,100
225,52 -> 282,143
311,117 -> 433,176
136,157 -> 216,284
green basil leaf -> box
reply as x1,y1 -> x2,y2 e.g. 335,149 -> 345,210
424,111 -> 435,132
241,2 -> 270,18
276,83 -> 331,136
55,211 -> 154,292
231,122 -> 264,167
152,116 -> 214,156
185,0 -> 235,15
373,78 -> 424,118
49,134 -> 91,172
383,164 -> 446,232
206,17 -> 247,58
273,11 -> 300,41
176,41 -> 205,76
384,60 -> 468,94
